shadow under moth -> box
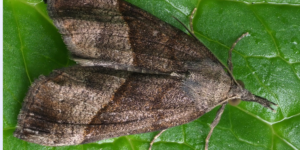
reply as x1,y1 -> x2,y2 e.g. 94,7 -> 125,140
14,0 -> 277,149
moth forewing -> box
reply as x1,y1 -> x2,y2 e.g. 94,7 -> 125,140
15,65 -> 220,146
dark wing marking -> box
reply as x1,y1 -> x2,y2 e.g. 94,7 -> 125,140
47,0 -> 218,73
14,66 -> 205,146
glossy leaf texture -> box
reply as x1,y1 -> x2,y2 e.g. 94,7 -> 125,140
3,0 -> 300,149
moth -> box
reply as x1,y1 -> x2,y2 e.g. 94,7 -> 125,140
14,0 -> 276,148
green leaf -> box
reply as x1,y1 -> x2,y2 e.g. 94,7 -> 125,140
3,0 -> 300,149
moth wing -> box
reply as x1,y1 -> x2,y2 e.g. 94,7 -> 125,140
14,66 -> 205,146
47,0 -> 217,73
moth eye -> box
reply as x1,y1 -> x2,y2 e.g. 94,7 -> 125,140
229,99 -> 241,106
237,80 -> 245,88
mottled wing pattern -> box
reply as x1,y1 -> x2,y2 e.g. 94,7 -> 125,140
14,66 -> 205,146
14,0 -> 235,146
82,69 -> 206,144
13,0 -> 276,147
47,0 -> 218,73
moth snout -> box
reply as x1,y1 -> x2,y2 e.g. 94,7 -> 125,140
233,87 -> 277,112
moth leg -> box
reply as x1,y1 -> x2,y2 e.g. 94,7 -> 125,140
149,129 -> 167,150
189,8 -> 197,34
227,32 -> 249,72
205,102 -> 227,150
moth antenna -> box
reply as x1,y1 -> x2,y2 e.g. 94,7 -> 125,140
189,8 -> 197,34
172,16 -> 198,40
205,102 -> 227,150
227,33 -> 249,106
227,32 -> 249,73
149,129 -> 167,150
221,33 -> 250,88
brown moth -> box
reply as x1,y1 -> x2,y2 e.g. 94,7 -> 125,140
14,0 -> 276,147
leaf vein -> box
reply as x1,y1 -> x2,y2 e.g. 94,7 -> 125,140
11,0 -> 32,84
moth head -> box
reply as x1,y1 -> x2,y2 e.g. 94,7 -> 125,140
228,80 -> 244,106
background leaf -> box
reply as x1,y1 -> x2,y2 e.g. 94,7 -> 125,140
3,0 -> 300,149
